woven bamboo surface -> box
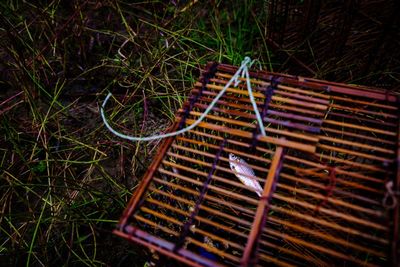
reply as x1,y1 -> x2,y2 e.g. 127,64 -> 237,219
114,62 -> 400,267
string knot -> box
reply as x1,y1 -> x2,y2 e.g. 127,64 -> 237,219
382,181 -> 400,209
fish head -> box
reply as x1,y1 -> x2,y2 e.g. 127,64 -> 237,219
229,153 -> 239,162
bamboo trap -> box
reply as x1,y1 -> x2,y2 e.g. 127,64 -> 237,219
114,62 -> 400,266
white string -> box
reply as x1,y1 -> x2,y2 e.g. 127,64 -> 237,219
100,57 -> 266,141
382,180 -> 399,209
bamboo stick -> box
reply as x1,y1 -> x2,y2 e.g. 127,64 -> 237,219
316,153 -> 389,173
323,119 -> 397,136
328,110 -> 398,128
277,182 -> 383,217
164,151 -> 266,183
176,136 -> 272,164
317,144 -> 393,163
214,72 -> 330,99
329,104 -> 398,120
171,143 -> 269,172
179,126 -> 386,185
152,179 -> 388,248
195,82 -> 328,111
242,147 -> 284,266
145,198 -> 245,251
175,127 -> 386,199
187,129 -> 275,155
182,119 -> 316,153
287,164 -> 382,186
183,102 -> 321,133
162,160 -> 265,193
319,135 -> 395,155
210,77 -> 330,105
185,111 -> 319,143
138,207 -> 242,263
263,227 -> 379,267
158,167 -> 259,205
321,126 -> 396,145
150,187 -> 252,228
267,216 -> 385,257
273,193 -> 388,231
191,88 -> 326,117
114,227 -> 213,267
257,253 -> 295,267
283,170 -> 383,194
279,171 -> 382,201
270,205 -> 388,244
152,178 -> 258,214
184,128 -> 387,177
190,96 -> 324,124
330,95 -> 398,111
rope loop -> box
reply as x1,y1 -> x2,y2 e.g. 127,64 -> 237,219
101,57 -> 266,141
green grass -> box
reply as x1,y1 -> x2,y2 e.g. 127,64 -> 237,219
0,0 -> 398,266
0,1 -> 276,265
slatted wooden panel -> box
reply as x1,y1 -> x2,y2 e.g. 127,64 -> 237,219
114,62 -> 400,267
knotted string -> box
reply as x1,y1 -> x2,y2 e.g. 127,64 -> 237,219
100,57 -> 266,141
382,180 -> 399,209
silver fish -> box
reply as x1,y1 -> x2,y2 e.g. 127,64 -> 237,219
229,153 -> 263,197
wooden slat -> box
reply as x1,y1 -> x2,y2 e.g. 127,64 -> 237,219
192,95 -> 324,124
267,216 -> 385,257
270,205 -> 388,245
114,228 -> 216,267
330,103 -> 398,119
138,207 -> 242,263
330,95 -> 398,111
195,82 -> 329,111
317,144 -> 394,163
323,119 -> 397,136
185,111 -> 320,143
152,178 -> 258,214
242,147 -> 284,266
321,126 -> 397,145
187,102 -> 321,133
211,77 -> 330,105
182,118 -> 317,153
273,193 -> 388,231
319,136 -> 395,155
262,227 -> 379,267
215,72 -> 331,99
277,183 -> 384,217
191,88 -> 326,117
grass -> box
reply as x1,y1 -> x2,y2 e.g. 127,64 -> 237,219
0,1 -> 274,265
0,0 -> 398,266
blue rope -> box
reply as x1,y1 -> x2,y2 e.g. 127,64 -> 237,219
100,57 -> 266,141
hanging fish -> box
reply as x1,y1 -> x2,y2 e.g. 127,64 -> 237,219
229,153 -> 263,197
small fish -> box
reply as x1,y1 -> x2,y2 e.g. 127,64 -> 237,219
229,153 -> 263,197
